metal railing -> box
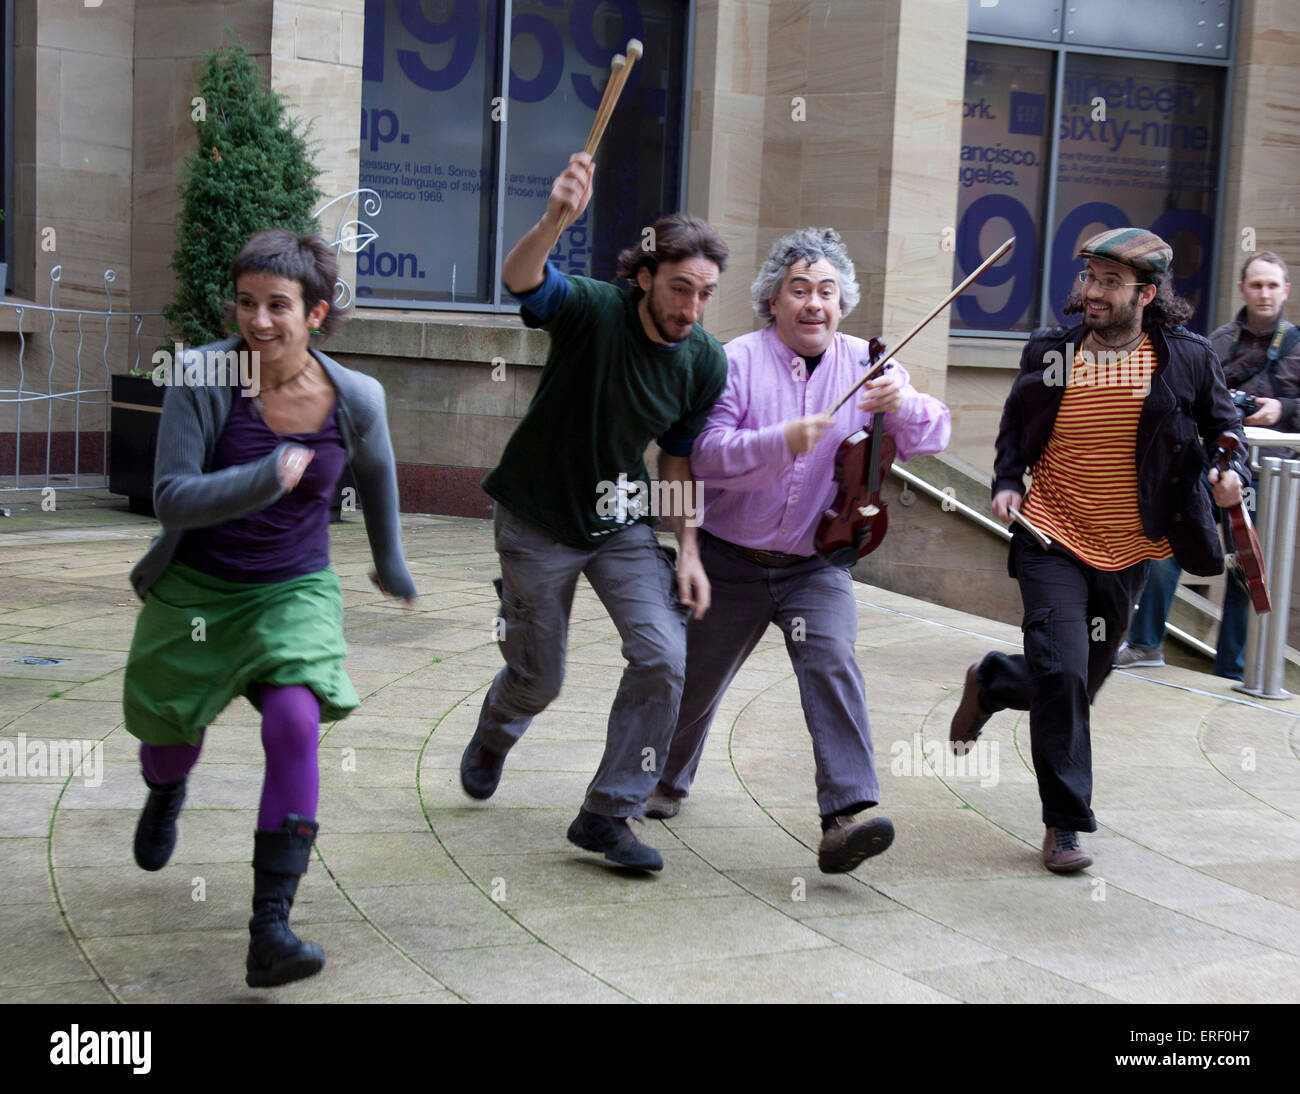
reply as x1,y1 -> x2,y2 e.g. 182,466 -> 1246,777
0,266 -> 165,491
0,192 -> 371,497
1238,427 -> 1300,699
891,463 -> 1011,541
889,446 -> 1253,660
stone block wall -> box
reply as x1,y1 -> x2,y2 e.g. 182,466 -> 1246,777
326,311 -> 548,516
2,0 -> 139,454
2,0 -> 1295,520
690,0 -> 966,401
1215,0 -> 1300,321
269,1 -> 365,296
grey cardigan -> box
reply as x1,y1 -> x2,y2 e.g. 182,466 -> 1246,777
129,337 -> 417,601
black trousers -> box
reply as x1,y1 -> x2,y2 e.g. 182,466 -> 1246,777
977,527 -> 1150,832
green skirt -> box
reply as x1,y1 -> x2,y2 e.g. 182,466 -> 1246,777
122,561 -> 359,746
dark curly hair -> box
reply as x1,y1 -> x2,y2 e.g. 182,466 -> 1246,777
1063,268 -> 1194,331
616,214 -> 729,297
228,228 -> 346,336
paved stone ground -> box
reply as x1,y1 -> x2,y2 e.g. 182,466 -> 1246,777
3,490 -> 1300,1005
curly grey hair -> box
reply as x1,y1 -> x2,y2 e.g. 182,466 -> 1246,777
750,227 -> 861,321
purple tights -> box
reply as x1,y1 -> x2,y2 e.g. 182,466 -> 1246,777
138,683 -> 321,830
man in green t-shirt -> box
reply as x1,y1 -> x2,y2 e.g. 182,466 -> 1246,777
462,151 -> 730,873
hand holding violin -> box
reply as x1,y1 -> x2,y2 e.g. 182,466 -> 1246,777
856,365 -> 904,415
1208,466 -> 1243,508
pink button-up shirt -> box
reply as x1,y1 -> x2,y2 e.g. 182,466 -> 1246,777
691,325 -> 951,556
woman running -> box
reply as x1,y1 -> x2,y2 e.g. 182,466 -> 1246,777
122,228 -> 416,987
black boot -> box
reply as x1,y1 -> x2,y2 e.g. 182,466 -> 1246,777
245,814 -> 325,988
133,778 -> 186,871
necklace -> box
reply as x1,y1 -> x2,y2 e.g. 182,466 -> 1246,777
252,360 -> 312,416
1087,330 -> 1143,355
261,360 -> 313,392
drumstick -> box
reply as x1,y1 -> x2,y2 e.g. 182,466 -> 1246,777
587,54 -> 628,154
552,39 -> 644,248
587,39 -> 642,154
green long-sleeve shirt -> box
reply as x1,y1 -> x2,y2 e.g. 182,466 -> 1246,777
484,276 -> 727,549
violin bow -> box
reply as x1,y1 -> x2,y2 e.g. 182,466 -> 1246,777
824,236 -> 1016,415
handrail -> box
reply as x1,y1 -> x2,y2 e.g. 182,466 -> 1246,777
887,462 -> 1218,661
1240,455 -> 1300,699
888,463 -> 1011,540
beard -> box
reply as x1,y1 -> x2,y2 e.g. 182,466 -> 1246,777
1063,287 -> 1144,342
644,282 -> 692,343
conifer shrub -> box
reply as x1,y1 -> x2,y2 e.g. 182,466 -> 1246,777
165,42 -> 322,346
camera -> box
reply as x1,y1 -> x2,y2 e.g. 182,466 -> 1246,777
1230,389 -> 1259,419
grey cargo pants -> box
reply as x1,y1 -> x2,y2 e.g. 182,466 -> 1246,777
472,504 -> 690,817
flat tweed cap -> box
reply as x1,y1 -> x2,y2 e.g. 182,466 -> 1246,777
1077,228 -> 1173,274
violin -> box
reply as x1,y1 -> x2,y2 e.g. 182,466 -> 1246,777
1214,433 -> 1270,614
811,236 -> 1017,564
815,339 -> 896,565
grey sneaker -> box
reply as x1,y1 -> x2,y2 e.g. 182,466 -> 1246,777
645,787 -> 682,819
1113,643 -> 1164,669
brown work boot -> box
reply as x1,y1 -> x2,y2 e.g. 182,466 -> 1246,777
950,662 -> 992,752
818,815 -> 895,874
1042,827 -> 1093,873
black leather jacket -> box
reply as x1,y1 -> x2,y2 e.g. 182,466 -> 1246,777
993,323 -> 1247,576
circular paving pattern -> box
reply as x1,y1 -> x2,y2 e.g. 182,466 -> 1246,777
3,506 -> 1299,1003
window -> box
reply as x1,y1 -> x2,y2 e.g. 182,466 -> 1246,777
358,0 -> 690,311
955,2 -> 1232,334
954,43 -> 1052,333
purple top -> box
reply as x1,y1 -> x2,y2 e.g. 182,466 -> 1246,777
176,391 -> 347,583
693,326 -> 951,556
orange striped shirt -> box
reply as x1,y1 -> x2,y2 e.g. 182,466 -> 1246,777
1021,336 -> 1171,570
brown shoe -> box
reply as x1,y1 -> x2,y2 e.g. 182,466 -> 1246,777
818,815 -> 895,874
950,662 -> 992,751
645,787 -> 681,820
1042,827 -> 1093,873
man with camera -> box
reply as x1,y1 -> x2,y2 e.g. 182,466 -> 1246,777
1116,251 -> 1297,679
1215,252 -> 1300,445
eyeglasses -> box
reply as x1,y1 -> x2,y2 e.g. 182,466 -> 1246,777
1078,271 -> 1144,292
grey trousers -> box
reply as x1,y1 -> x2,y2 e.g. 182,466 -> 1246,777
657,531 -> 879,816
473,504 -> 690,817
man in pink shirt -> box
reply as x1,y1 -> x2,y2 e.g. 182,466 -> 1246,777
645,227 -> 951,872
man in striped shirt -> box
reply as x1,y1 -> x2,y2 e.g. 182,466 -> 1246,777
949,228 -> 1245,873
